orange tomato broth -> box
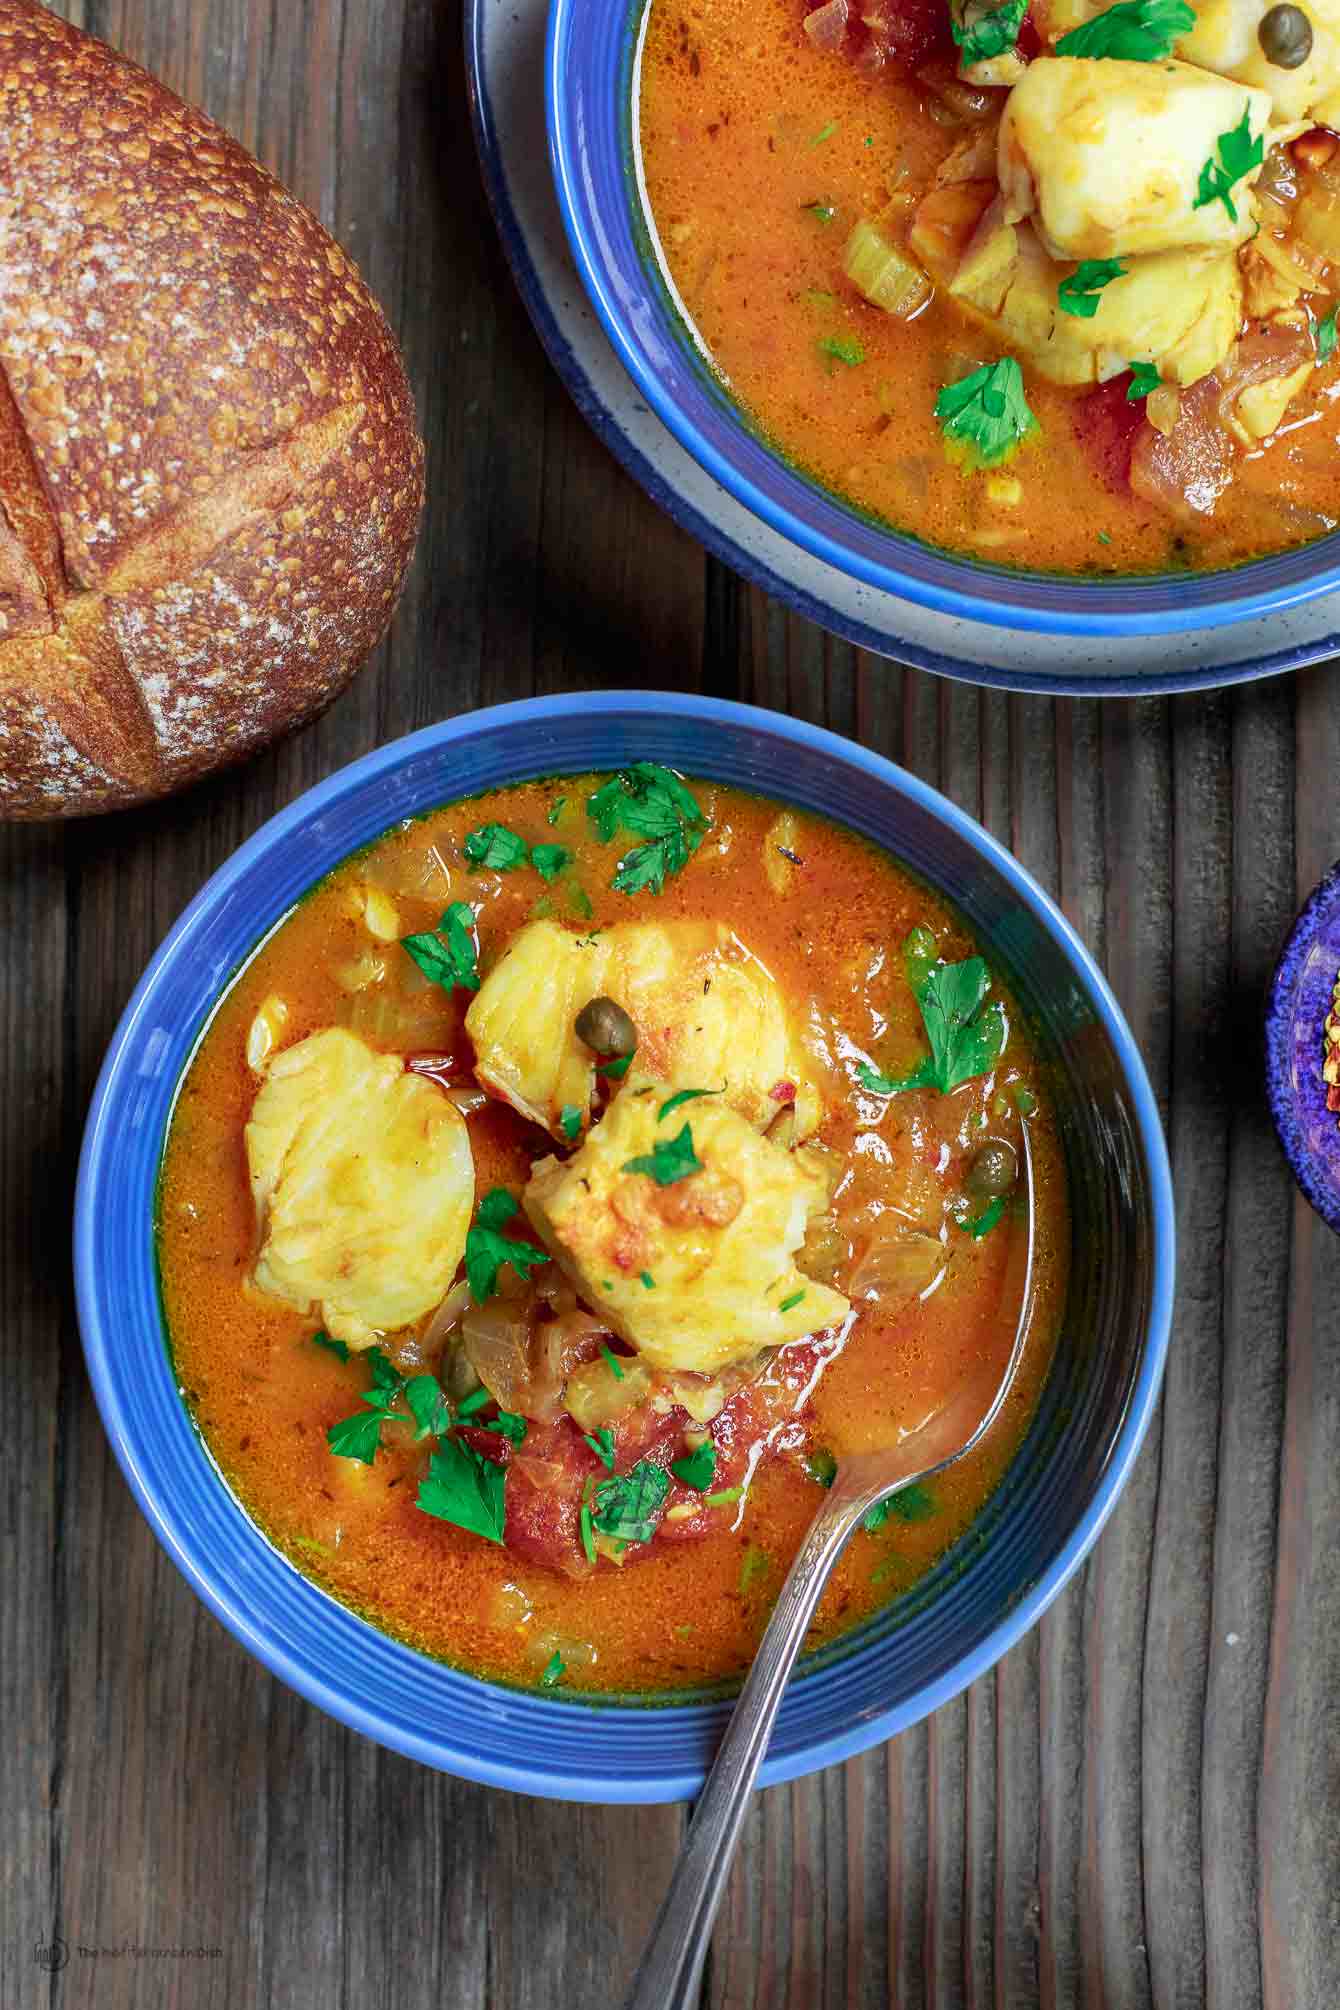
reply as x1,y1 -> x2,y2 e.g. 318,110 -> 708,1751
157,776 -> 1067,1697
636,0 -> 1340,577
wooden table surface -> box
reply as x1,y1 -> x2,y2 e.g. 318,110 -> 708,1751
3,3 -> 1338,2006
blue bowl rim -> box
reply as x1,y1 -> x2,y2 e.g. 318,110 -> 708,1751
1264,855 -> 1340,1234
543,0 -> 1340,643
74,691 -> 1176,1800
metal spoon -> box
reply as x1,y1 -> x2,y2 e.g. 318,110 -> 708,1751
622,1126 -> 1037,2010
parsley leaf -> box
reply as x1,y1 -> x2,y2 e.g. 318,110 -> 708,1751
559,1104 -> 583,1141
739,1544 -> 772,1593
779,1288 -> 806,1313
965,1194 -> 1008,1239
622,1121 -> 703,1187
1058,258 -> 1126,319
531,842 -> 570,882
583,1427 -> 617,1471
539,1650 -> 566,1687
935,358 -> 1037,468
657,1086 -> 722,1120
464,823 -> 529,872
587,764 -> 708,896
596,1051 -> 634,1080
862,1482 -> 935,1531
952,0 -> 1027,66
401,901 -> 480,994
819,334 -> 865,367
465,1187 -> 550,1302
803,199 -> 836,223
859,947 -> 1006,1098
600,1343 -> 626,1382
805,1447 -> 838,1487
1126,360 -> 1162,401
403,1373 -> 452,1439
640,1270 -> 656,1289
1054,0 -> 1194,58
670,1440 -> 717,1489
547,797 -> 566,826
591,1459 -> 671,1544
326,1409 -> 385,1465
1318,306 -> 1338,364
1193,108 -> 1263,223
417,1436 -> 507,1544
486,1410 -> 529,1446
312,1330 -> 349,1362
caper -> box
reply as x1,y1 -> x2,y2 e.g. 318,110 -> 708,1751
1259,3 -> 1313,68
965,1138 -> 1018,1201
574,994 -> 637,1057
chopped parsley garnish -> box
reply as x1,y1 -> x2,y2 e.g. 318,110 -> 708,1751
935,358 -> 1037,468
326,1345 -> 407,1464
670,1439 -> 717,1490
547,797 -> 566,826
803,200 -> 836,223
403,1373 -> 452,1440
587,763 -> 708,897
580,1489 -> 597,1563
600,1343 -> 626,1382
704,1487 -> 744,1507
1097,530 -> 1113,545
657,1086 -> 722,1120
583,1427 -> 617,1471
591,1459 -> 671,1544
808,120 -> 837,146
805,1447 -> 838,1488
1193,109 -> 1263,223
456,1387 -> 492,1417
400,901 -> 480,994
1057,258 -> 1126,319
779,1288 -> 806,1313
859,943 -> 1006,1097
640,1270 -> 656,1289
531,842 -> 570,882
465,1187 -> 550,1303
485,1410 -> 528,1446
464,822 -> 529,871
326,1409 -> 385,1465
1126,360 -> 1162,401
819,334 -> 865,368
568,883 -> 595,920
965,1194 -> 1008,1239
1054,0 -> 1194,58
863,1482 -> 936,1531
952,0 -> 1027,67
539,1650 -> 566,1687
1318,306 -> 1338,363
559,1104 -> 583,1141
416,1435 -> 507,1544
595,1051 -> 634,1080
622,1121 -> 703,1187
312,1330 -> 349,1361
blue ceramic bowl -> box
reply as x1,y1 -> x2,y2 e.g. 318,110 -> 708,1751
75,693 -> 1174,1802
1266,859 -> 1340,1232
545,0 -> 1340,641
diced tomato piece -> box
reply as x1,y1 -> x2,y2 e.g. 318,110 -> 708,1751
1016,10 -> 1041,59
858,0 -> 955,73
1072,376 -> 1147,497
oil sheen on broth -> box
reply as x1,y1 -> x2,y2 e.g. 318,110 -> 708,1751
636,0 -> 1340,576
158,773 -> 1067,1696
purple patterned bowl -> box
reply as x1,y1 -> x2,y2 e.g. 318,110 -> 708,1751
1266,860 -> 1340,1233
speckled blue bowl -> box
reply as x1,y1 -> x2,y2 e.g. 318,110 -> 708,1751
546,0 -> 1340,640
74,693 -> 1174,1802
1266,859 -> 1340,1232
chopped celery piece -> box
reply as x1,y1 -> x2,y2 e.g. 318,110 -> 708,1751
843,219 -> 932,318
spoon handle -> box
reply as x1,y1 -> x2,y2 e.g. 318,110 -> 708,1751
620,1476 -> 874,2010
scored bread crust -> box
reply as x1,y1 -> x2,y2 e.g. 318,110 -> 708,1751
0,0 -> 425,818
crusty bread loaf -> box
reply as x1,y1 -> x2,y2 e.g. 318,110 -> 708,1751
0,0 -> 424,819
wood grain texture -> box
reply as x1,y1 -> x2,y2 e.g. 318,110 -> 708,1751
1,2 -> 1336,2006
